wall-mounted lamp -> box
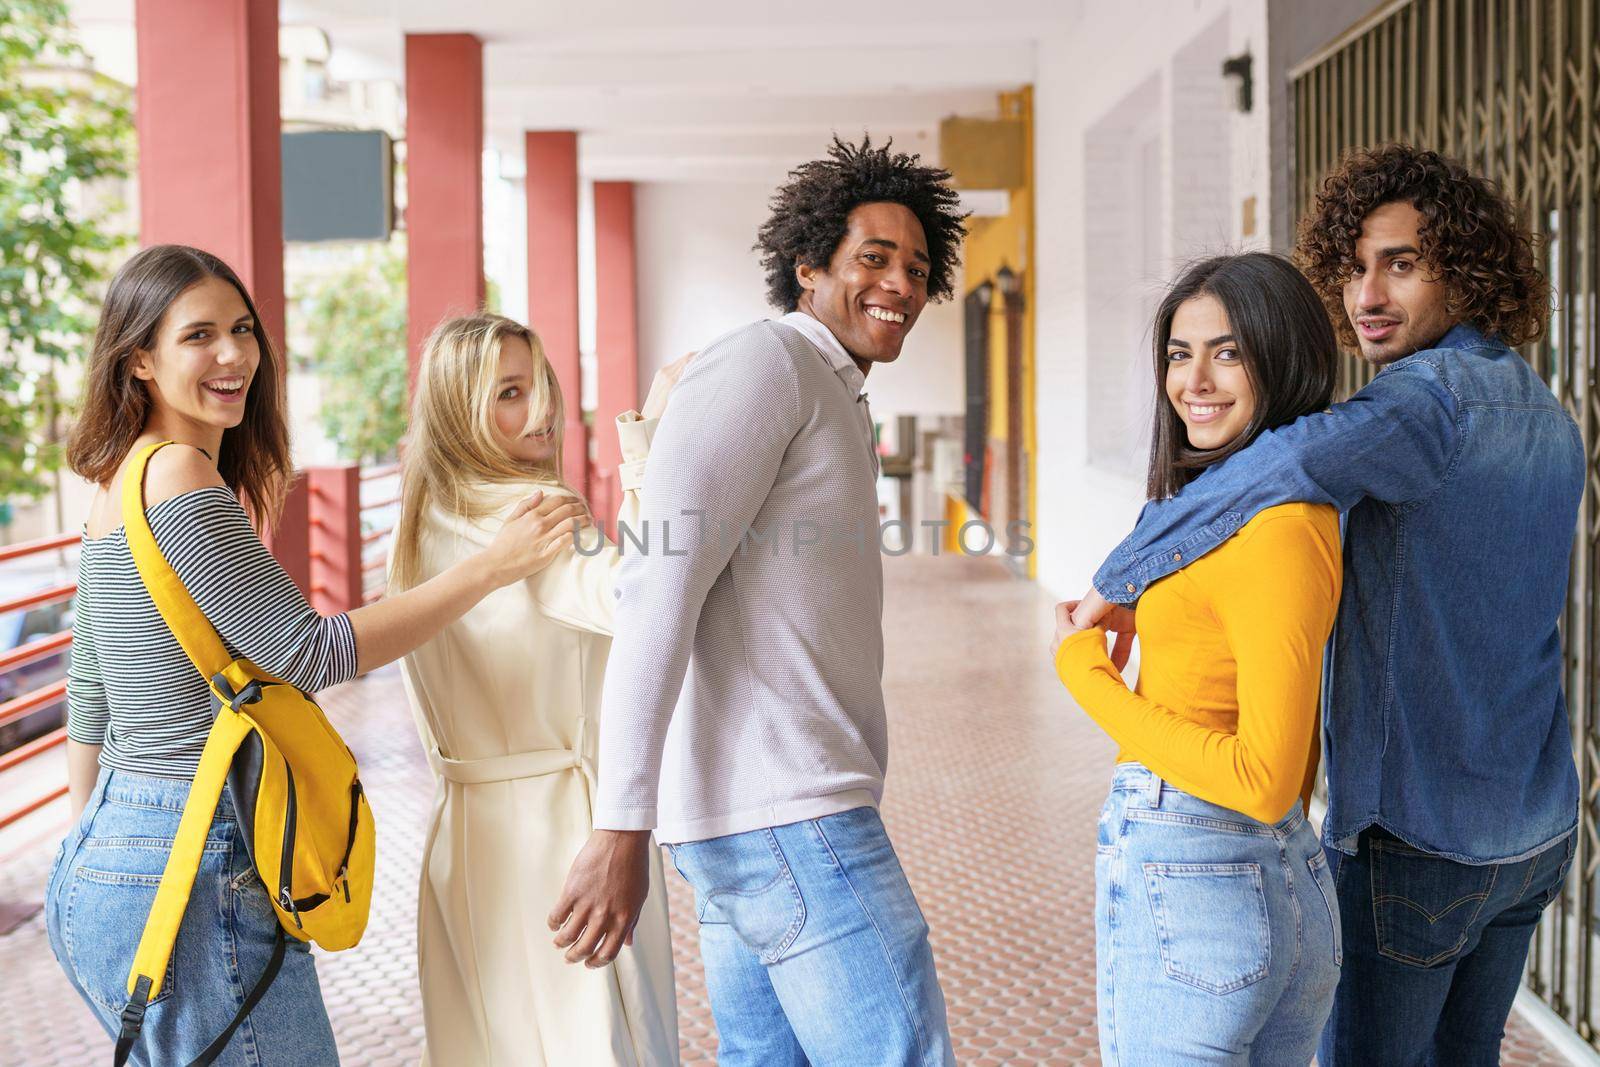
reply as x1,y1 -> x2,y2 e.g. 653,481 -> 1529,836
995,262 -> 1020,297
1222,51 -> 1253,114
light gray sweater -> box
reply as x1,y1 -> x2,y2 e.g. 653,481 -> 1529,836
593,312 -> 887,843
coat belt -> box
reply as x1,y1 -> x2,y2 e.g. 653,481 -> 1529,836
427,717 -> 595,794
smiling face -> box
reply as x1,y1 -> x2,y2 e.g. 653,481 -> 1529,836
131,275 -> 260,450
1164,293 -> 1257,451
794,201 -> 930,372
489,334 -> 558,466
1343,200 -> 1460,365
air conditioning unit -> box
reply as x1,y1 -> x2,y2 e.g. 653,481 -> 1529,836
939,115 -> 1026,191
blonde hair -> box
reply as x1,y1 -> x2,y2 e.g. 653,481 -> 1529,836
390,312 -> 570,591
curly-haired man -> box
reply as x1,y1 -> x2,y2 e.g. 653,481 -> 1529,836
1062,143 -> 1581,1065
550,136 -> 966,1065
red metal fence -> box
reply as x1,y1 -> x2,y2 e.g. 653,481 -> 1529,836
0,533 -> 80,832
0,465 -> 398,837
0,453 -> 622,837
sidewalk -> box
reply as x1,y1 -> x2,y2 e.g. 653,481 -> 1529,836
0,554 -> 1568,1064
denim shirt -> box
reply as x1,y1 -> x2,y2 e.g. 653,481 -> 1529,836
1092,324 -> 1582,864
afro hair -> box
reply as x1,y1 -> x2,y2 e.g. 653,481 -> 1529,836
755,135 -> 968,312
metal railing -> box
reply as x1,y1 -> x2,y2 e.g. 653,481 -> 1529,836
359,463 -> 400,604
0,533 -> 78,833
0,461 -> 402,839
1294,0 -> 1600,1046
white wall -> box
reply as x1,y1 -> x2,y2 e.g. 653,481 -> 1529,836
867,278 -> 964,420
633,181 -> 772,397
1083,72 -> 1163,483
1031,0 -> 1273,601
632,180 -> 964,419
489,174 -> 601,415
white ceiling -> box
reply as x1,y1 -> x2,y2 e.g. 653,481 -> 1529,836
68,0 -> 1079,183
276,0 -> 1082,183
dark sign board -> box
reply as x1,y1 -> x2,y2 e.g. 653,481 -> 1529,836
282,130 -> 394,242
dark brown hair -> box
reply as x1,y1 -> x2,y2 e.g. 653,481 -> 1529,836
1148,253 -> 1338,500
65,244 -> 291,524
1296,144 -> 1549,348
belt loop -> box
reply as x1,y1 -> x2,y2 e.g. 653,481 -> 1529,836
1146,771 -> 1162,807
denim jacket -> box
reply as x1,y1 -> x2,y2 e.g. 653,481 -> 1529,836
1092,324 -> 1582,864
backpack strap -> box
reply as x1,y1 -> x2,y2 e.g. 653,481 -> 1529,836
120,441 -> 234,679
115,926 -> 286,1067
114,697 -> 254,1064
186,927 -> 286,1067
113,441 -> 256,1062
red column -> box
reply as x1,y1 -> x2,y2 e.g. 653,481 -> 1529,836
526,132 -> 587,493
305,466 -> 363,616
404,34 -> 484,391
593,181 -> 640,481
134,0 -> 307,590
135,0 -> 284,346
271,476 -> 312,598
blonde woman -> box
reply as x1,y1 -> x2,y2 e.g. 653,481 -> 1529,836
390,313 -> 685,1067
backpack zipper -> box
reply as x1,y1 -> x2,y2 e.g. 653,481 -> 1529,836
278,759 -> 303,929
336,780 -> 362,904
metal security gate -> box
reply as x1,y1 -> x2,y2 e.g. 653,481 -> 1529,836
1292,0 -> 1600,1045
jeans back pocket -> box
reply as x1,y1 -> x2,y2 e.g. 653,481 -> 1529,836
670,829 -> 806,964
1370,837 -> 1495,967
63,866 -> 180,1013
1143,862 -> 1271,994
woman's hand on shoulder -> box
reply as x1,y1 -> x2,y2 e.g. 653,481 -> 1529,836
640,351 -> 696,422
140,443 -> 226,507
477,490 -> 593,589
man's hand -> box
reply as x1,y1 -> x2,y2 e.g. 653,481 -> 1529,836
549,829 -> 653,968
1054,589 -> 1139,671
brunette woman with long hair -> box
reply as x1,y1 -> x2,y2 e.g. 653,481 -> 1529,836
46,244 -> 584,1065
1054,253 -> 1344,1065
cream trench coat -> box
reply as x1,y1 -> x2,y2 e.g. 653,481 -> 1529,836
397,414 -> 677,1067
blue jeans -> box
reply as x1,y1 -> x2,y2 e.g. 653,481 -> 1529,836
667,805 -> 954,1066
44,769 -> 338,1066
1096,764 -> 1340,1065
1317,825 -> 1574,1067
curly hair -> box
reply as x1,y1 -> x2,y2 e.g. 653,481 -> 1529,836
755,135 -> 968,312
1296,144 -> 1549,348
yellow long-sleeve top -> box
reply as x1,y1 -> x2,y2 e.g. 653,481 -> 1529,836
1055,502 -> 1342,824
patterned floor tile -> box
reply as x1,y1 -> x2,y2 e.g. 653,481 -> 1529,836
0,555 -> 1573,1065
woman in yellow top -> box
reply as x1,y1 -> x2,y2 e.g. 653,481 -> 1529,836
389,314 -> 689,1067
1055,253 -> 1343,1065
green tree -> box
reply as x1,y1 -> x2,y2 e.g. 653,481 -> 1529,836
0,0 -> 132,501
295,241 -> 408,464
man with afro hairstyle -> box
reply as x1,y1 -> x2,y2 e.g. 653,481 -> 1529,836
1066,144 -> 1582,1065
550,136 -> 965,1065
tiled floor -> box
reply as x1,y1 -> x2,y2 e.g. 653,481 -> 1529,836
0,554 -> 1572,1065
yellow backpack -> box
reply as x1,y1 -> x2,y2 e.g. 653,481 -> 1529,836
113,441 -> 376,1066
